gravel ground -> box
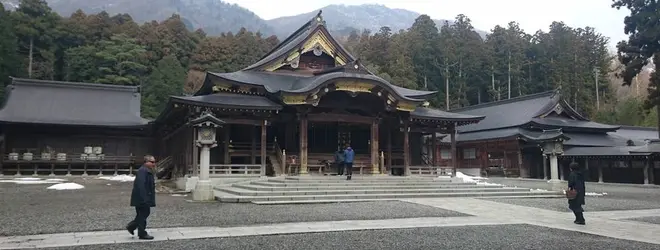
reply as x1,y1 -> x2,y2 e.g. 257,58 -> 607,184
0,178 -> 466,236
627,216 -> 660,225
45,224 -> 660,250
482,197 -> 660,212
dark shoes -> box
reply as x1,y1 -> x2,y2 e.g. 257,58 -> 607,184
126,221 -> 153,239
125,222 -> 136,235
574,220 -> 586,225
346,175 -> 352,180
138,234 -> 154,240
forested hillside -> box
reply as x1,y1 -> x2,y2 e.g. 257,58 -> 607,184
0,0 -> 653,127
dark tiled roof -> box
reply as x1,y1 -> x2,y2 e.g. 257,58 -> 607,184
0,78 -> 148,127
562,132 -> 642,147
171,93 -> 282,110
411,107 -> 484,124
452,91 -> 558,132
611,126 -> 658,141
529,117 -> 620,131
208,71 -> 433,101
562,146 -> 650,156
441,127 -> 568,143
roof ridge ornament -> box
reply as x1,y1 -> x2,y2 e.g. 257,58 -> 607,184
314,10 -> 325,25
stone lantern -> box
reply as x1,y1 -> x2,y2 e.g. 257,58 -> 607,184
190,109 -> 224,201
542,139 -> 564,183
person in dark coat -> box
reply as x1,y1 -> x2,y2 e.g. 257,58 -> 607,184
126,155 -> 157,239
344,145 -> 355,180
334,148 -> 346,176
567,162 -> 586,225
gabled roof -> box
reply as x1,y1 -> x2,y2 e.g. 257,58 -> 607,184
452,90 -> 619,133
0,78 -> 148,127
243,10 -> 355,71
442,127 -> 569,143
204,70 -> 434,102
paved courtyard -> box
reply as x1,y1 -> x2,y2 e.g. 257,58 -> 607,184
1,176 -> 660,249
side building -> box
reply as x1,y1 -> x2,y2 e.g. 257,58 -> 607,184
0,78 -> 152,176
433,90 -> 659,185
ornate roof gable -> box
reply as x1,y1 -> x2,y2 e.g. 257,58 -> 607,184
242,10 -> 356,72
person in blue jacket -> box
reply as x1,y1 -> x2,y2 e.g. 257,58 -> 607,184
126,155 -> 157,240
344,144 -> 355,180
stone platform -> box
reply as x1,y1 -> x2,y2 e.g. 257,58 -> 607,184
214,176 -> 563,204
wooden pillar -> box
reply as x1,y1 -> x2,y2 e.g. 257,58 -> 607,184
644,158 -> 650,185
542,154 -> 548,180
299,115 -> 308,175
251,125 -> 257,164
450,124 -> 457,177
598,159 -> 604,183
431,132 -> 437,166
192,127 -> 199,176
260,120 -> 267,177
403,121 -> 410,176
387,125 -> 392,171
517,148 -> 523,178
370,119 -> 379,174
223,125 -> 230,164
650,160 -> 655,184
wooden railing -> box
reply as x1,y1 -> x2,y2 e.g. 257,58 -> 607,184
2,153 -> 137,176
409,165 -> 453,176
208,164 -> 262,177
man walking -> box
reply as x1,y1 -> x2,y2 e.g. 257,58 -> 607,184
344,145 -> 355,180
126,155 -> 157,240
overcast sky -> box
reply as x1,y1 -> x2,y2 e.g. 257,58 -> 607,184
225,0 -> 630,48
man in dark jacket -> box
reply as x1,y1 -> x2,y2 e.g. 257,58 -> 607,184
126,155 -> 157,240
334,148 -> 345,176
344,145 -> 355,180
568,162 -> 586,225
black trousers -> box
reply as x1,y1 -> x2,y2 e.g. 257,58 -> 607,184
129,206 -> 151,235
569,202 -> 584,222
337,162 -> 345,175
345,162 -> 353,176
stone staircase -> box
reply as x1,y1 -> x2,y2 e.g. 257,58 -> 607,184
214,176 -> 564,204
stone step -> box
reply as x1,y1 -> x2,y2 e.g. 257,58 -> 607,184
250,195 -> 565,205
215,190 -> 564,203
273,177 -> 451,183
251,181 -> 469,187
231,183 -> 505,192
217,186 -> 528,196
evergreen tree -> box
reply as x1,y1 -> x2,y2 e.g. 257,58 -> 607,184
142,54 -> 186,118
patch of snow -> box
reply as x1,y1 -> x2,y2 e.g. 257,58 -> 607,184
0,178 -> 65,184
171,194 -> 187,197
530,188 -> 549,192
47,183 -> 85,190
456,172 -> 503,186
561,190 -> 607,196
98,174 -> 135,182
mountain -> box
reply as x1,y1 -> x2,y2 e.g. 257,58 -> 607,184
2,0 -> 275,36
2,1 -> 487,39
267,4 -> 487,39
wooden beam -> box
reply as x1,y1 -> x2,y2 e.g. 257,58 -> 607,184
251,125 -> 257,164
307,113 -> 373,124
219,118 -> 268,126
432,132 -> 437,166
370,119 -> 379,174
